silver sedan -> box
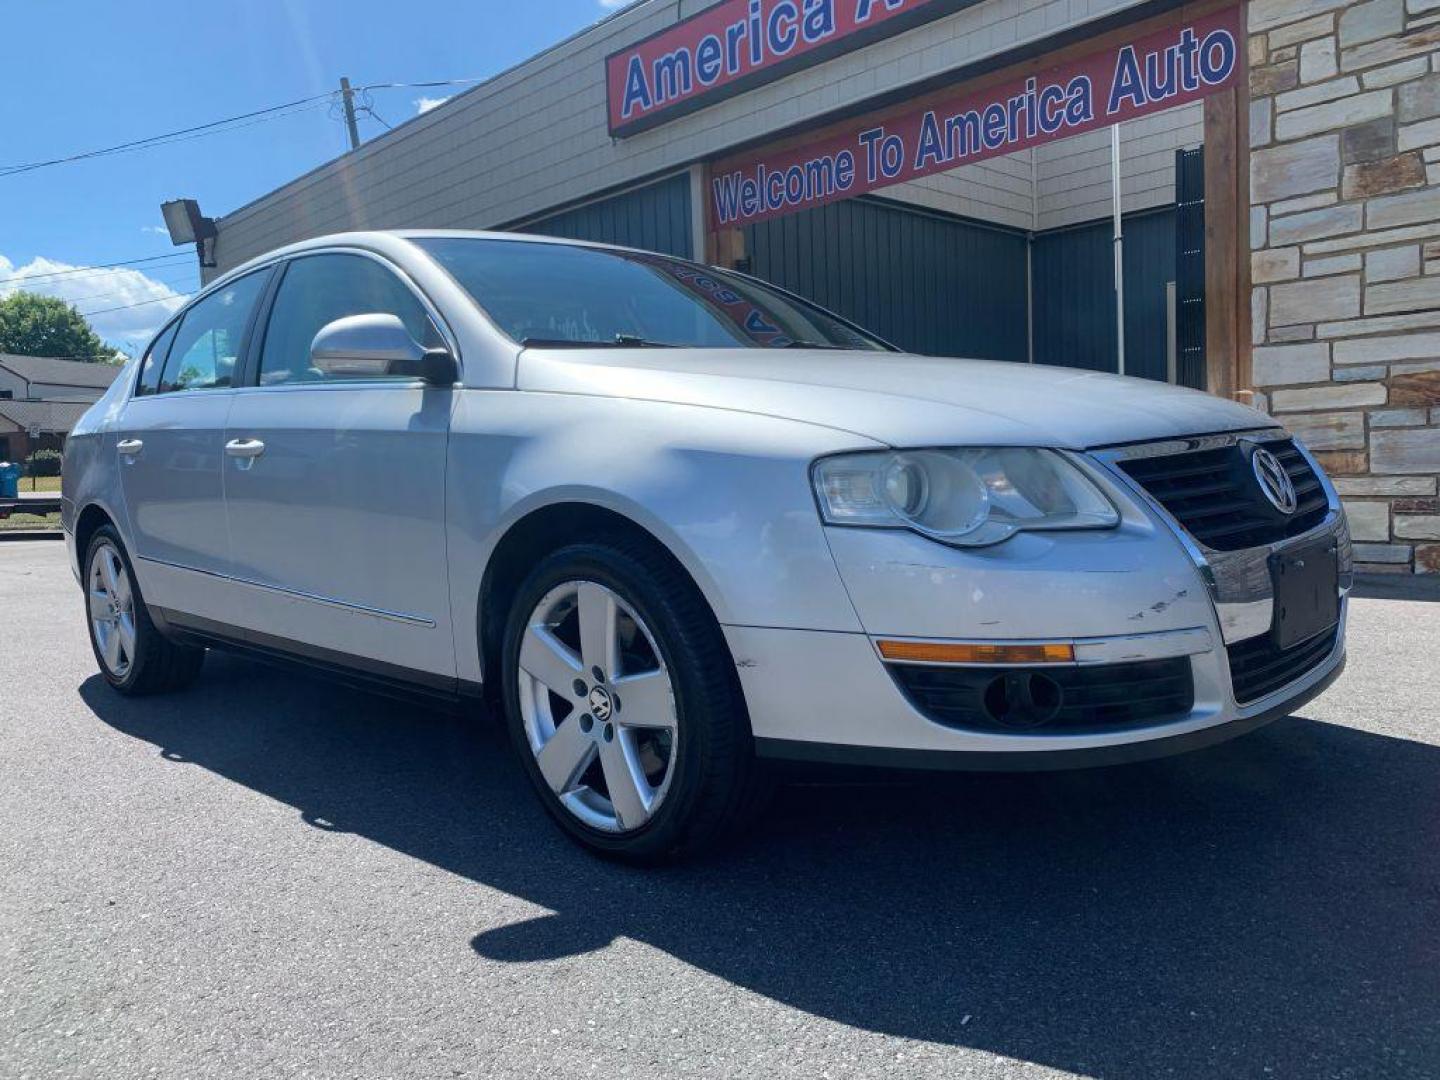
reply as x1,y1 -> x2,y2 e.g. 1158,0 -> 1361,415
62,231 -> 1350,860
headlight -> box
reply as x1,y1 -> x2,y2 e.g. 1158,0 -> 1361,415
812,448 -> 1119,547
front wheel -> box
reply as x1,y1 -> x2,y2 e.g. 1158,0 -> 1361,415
500,538 -> 765,862
84,525 -> 205,695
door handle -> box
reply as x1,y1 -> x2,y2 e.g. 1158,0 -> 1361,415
116,438 -> 144,456
225,438 -> 266,459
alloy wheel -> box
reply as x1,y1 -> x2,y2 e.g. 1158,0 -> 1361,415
89,541 -> 136,679
516,580 -> 678,833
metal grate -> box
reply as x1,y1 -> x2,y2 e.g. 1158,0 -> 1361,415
1226,625 -> 1339,705
1174,147 -> 1206,391
890,658 -> 1194,734
1119,438 -> 1328,551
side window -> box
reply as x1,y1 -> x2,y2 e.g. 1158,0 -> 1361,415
136,321 -> 179,396
258,253 -> 439,385
159,271 -> 267,394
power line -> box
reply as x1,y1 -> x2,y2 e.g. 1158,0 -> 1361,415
1,100 -> 334,179
341,76 -> 489,91
0,93 -> 335,178
9,269 -> 198,308
79,294 -> 191,318
0,77 -> 491,179
358,101 -> 393,131
3,262 -> 196,293
0,253 -> 191,288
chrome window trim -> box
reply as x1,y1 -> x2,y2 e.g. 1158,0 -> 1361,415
1090,427 -> 1349,647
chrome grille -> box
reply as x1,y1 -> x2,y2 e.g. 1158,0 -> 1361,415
1118,437 -> 1328,551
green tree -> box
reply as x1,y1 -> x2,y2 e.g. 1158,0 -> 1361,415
0,291 -> 115,362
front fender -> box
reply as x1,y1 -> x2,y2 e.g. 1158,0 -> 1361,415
446,390 -> 879,685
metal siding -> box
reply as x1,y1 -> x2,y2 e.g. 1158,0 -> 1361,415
1120,211 -> 1177,384
1031,222 -> 1115,374
745,197 -> 1028,362
515,173 -> 694,258
1034,102 -> 1204,230
1030,208 -> 1177,380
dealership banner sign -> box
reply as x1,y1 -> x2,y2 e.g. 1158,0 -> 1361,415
607,0 -> 982,136
709,5 -> 1242,230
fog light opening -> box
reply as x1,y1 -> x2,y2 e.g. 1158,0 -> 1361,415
983,671 -> 1064,729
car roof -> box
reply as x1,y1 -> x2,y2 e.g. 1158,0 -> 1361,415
214,229 -> 666,289
161,230 -> 715,365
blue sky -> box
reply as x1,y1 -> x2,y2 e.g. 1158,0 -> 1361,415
0,0 -> 626,353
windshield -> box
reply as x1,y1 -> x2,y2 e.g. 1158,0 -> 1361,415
414,237 -> 890,351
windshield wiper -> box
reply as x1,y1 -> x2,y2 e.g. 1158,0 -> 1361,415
781,340 -> 848,350
519,334 -> 677,349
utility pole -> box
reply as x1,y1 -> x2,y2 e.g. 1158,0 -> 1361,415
339,77 -> 361,151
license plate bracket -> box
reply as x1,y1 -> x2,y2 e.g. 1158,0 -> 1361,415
1269,538 -> 1339,650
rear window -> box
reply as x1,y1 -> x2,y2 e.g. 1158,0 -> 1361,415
158,270 -> 268,393
135,321 -> 179,396
415,238 -> 887,352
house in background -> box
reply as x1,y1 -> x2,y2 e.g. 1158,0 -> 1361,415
0,353 -> 121,402
0,354 -> 120,462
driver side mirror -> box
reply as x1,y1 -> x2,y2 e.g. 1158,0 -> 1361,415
309,313 -> 457,386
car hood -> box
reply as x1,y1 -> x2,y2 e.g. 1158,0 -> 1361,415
516,348 -> 1276,449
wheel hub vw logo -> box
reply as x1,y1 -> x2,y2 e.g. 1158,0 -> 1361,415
1251,446 -> 1297,514
587,686 -> 613,721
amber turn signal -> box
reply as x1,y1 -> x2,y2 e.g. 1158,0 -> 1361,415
875,640 -> 1075,664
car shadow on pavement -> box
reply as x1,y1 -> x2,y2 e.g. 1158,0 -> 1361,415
81,652 -> 1440,1079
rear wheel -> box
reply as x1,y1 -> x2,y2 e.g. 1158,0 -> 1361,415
84,525 -> 205,695
500,538 -> 765,861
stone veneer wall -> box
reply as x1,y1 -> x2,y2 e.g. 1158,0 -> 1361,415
1247,0 -> 1440,573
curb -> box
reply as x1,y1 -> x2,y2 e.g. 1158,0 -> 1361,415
1351,572 -> 1440,602
0,530 -> 64,542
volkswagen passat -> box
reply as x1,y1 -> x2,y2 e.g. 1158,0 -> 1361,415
63,231 -> 1350,860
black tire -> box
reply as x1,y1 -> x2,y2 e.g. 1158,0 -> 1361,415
83,525 -> 205,695
500,536 -> 768,862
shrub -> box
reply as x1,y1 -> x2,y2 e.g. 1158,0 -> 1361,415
26,448 -> 62,477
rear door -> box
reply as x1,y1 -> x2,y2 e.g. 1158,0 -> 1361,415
220,250 -> 456,684
115,269 -> 270,621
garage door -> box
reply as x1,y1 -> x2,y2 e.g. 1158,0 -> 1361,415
744,196 -> 1029,362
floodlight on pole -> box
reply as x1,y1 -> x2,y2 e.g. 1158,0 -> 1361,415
159,198 -> 219,270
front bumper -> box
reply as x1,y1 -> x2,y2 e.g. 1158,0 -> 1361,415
724,429 -> 1349,770
725,604 -> 1346,769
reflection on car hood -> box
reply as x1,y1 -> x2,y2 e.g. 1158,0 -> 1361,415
516,347 -> 1276,449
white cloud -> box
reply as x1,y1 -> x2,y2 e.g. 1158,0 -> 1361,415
140,225 -> 170,236
415,95 -> 451,115
0,254 -> 189,351
599,0 -> 632,8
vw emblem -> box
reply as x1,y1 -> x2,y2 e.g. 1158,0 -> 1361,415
1251,446 -> 1298,514
587,686 -> 613,722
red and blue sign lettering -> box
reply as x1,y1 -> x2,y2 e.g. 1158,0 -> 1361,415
709,5 -> 1241,229
606,0 -> 968,136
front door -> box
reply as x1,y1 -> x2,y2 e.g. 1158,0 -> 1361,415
221,251 -> 456,684
116,269 -> 270,621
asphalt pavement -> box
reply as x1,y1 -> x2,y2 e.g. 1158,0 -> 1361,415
2,541 -> 1437,1079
